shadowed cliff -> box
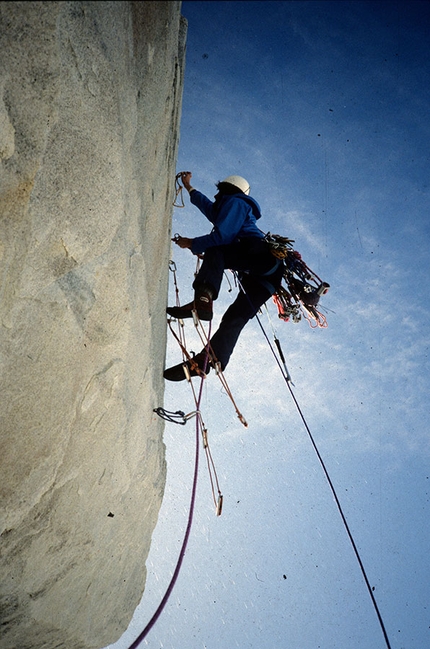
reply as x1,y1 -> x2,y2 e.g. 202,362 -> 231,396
0,2 -> 186,647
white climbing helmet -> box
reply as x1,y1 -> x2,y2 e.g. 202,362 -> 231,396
221,175 -> 251,195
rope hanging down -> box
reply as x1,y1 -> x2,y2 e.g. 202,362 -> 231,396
129,362 -> 205,649
132,257 -> 224,647
254,308 -> 393,649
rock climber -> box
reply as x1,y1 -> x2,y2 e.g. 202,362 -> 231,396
163,171 -> 284,381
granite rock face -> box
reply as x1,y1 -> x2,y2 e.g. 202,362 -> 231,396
0,3 -> 186,648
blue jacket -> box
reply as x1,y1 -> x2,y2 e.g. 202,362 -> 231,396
190,190 -> 265,255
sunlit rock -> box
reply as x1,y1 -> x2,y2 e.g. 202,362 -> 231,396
0,2 -> 186,647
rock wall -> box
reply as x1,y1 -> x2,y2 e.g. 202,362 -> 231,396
0,2 -> 186,648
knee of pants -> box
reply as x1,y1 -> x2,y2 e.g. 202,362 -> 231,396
220,298 -> 254,325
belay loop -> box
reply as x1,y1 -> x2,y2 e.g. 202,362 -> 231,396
264,232 -> 330,328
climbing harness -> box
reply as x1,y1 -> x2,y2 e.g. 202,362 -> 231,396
264,232 -> 330,329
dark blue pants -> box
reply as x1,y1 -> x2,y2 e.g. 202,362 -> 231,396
193,239 -> 284,369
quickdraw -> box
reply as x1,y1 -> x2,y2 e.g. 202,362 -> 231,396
264,232 -> 330,328
173,172 -> 186,208
153,407 -> 199,426
264,232 -> 296,259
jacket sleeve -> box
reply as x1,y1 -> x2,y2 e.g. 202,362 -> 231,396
189,190 -> 216,223
191,196 -> 249,254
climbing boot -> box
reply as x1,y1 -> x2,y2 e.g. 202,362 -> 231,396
166,287 -> 213,321
163,352 -> 212,382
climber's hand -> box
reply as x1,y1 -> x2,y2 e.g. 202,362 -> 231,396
181,171 -> 193,192
172,235 -> 193,250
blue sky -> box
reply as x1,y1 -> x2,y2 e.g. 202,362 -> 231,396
107,2 -> 430,648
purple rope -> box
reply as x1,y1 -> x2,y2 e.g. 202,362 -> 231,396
127,344 -> 210,648
127,417 -> 200,648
